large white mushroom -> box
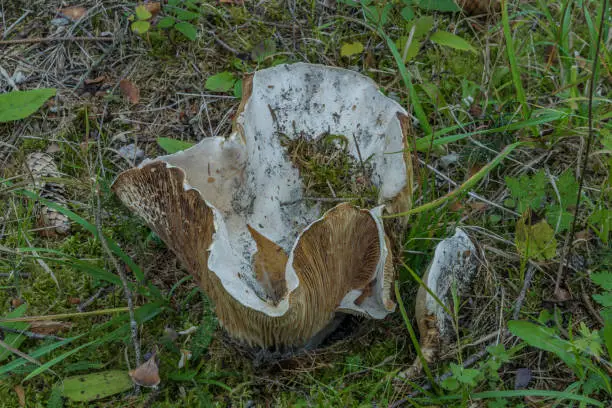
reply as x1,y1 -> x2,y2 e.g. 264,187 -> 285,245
112,63 -> 414,348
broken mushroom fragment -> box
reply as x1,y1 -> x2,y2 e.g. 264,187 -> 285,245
112,63 -> 413,348
400,228 -> 478,379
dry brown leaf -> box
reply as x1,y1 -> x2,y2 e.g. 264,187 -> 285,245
448,201 -> 464,212
143,2 -> 161,16
119,79 -> 140,104
553,287 -> 572,302
14,385 -> 25,407
84,75 -> 106,85
469,202 -> 488,211
129,353 -> 160,388
68,297 -> 81,305
58,6 -> 87,21
29,320 -> 73,335
11,298 -> 24,308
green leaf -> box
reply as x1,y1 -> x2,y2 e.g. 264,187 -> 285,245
603,318 -> 612,359
505,170 -> 547,213
340,41 -> 364,57
157,137 -> 195,154
233,79 -> 243,99
0,88 -> 56,122
62,370 -> 133,402
174,21 -> 197,40
205,71 -> 237,92
555,169 -> 579,207
135,5 -> 152,21
131,20 -> 151,35
546,205 -> 573,232
430,31 -> 477,53
0,304 -> 28,362
400,6 -> 414,21
591,272 -> 612,291
411,16 -> 434,38
395,37 -> 421,62
174,9 -> 200,21
515,215 -> 557,261
47,385 -> 63,408
418,0 -> 460,12
508,320 -> 577,368
157,16 -> 175,29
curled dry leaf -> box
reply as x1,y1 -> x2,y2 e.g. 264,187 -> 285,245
143,2 -> 161,16
129,353 -> 160,388
29,320 -> 73,335
119,79 -> 140,104
112,63 -> 414,349
58,6 -> 87,21
14,385 -> 25,407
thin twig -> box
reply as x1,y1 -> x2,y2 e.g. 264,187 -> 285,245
0,272 -> 30,278
0,36 -> 114,45
94,189 -> 141,390
513,264 -> 537,320
2,10 -> 31,39
77,285 -> 112,312
0,338 -> 42,367
555,0 -> 607,296
0,325 -> 65,341
204,29 -> 241,55
580,280 -> 605,326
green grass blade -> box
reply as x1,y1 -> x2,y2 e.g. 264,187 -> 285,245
387,142 -> 524,217
394,281 -> 438,392
413,111 -> 565,151
16,189 -> 144,282
501,0 -> 530,121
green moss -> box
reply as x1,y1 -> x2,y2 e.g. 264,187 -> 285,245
280,132 -> 380,213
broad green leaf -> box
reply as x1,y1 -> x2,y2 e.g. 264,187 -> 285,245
205,71 -> 237,92
175,21 -> 197,40
47,385 -> 63,408
555,169 -> 579,207
131,20 -> 150,34
546,205 -> 573,232
62,370 -> 133,402
0,88 -> 56,122
174,9 -> 200,21
135,5 -> 152,20
591,272 -> 612,291
0,304 -> 28,362
505,170 -> 547,213
508,320 -> 577,368
430,31 -> 477,53
418,0 -> 460,12
410,16 -> 434,38
515,215 -> 557,261
400,5 -> 414,21
233,79 -> 243,99
157,137 -> 195,154
157,16 -> 175,29
340,41 -> 364,57
395,37 -> 421,62
603,319 -> 612,360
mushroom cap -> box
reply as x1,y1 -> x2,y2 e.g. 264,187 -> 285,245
113,63 -> 413,347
